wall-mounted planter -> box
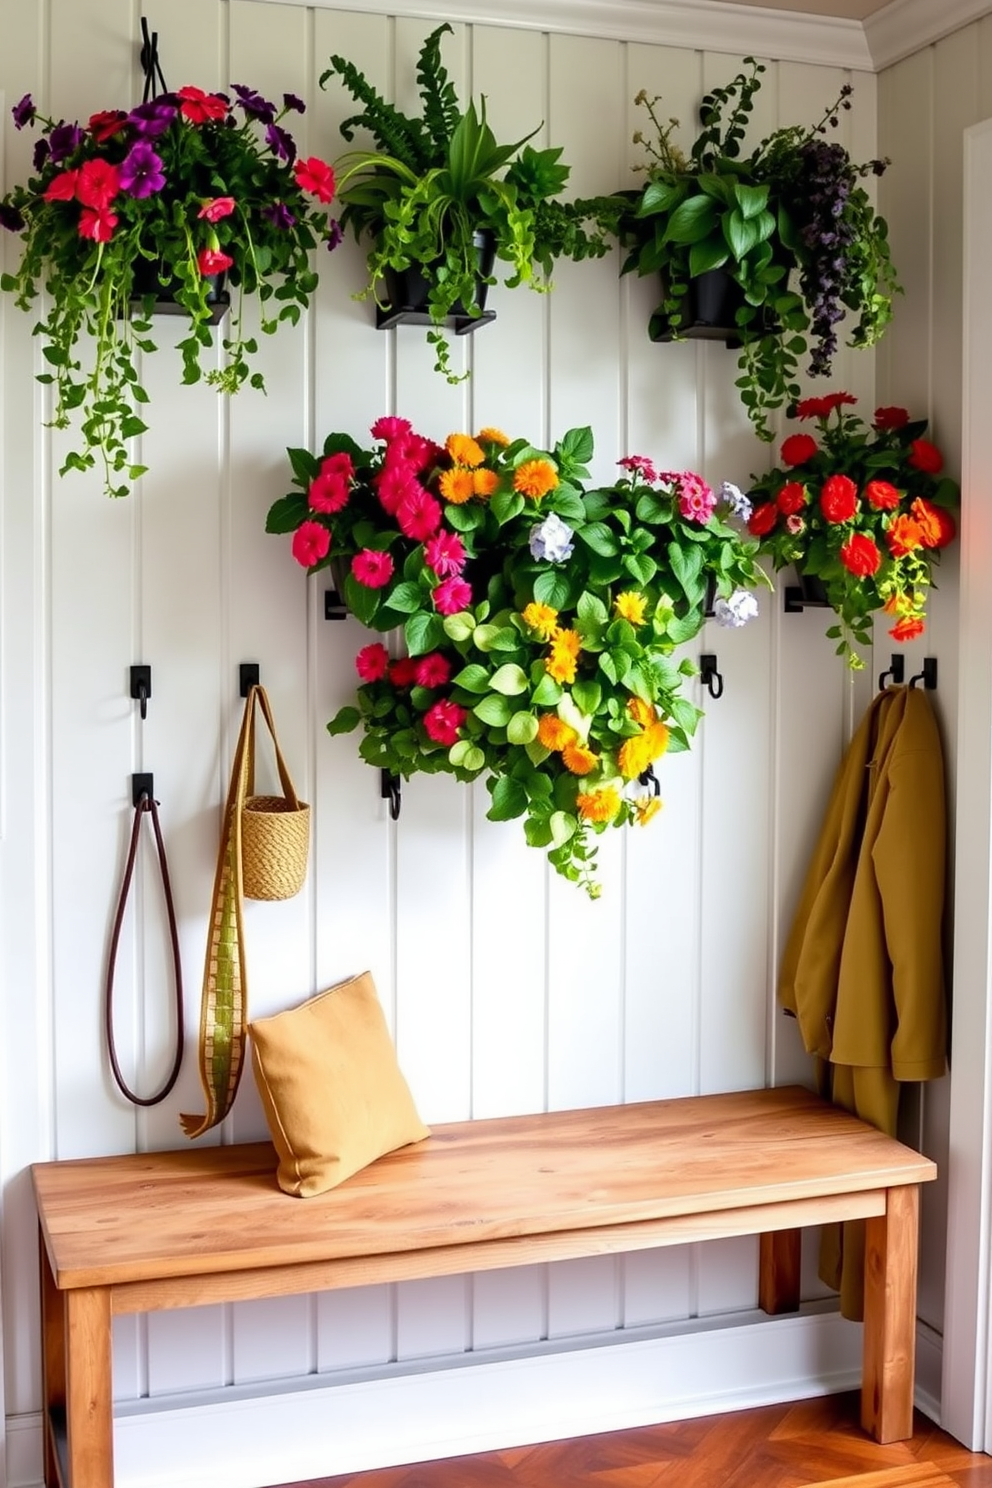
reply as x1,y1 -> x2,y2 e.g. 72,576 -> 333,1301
129,265 -> 229,326
375,230 -> 497,334
649,268 -> 745,349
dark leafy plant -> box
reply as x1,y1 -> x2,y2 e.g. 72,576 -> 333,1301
320,25 -> 623,382
617,58 -> 900,441
0,86 -> 339,496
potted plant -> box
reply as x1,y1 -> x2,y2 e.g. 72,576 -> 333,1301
266,416 -> 769,896
745,392 -> 958,667
616,58 -> 900,442
320,24 -> 622,383
0,86 -> 340,497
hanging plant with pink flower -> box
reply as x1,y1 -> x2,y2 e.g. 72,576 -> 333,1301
267,418 -> 768,895
745,392 -> 959,667
0,85 -> 340,496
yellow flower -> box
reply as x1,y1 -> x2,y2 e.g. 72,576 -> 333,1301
439,467 -> 476,505
473,468 -> 499,497
537,714 -> 577,751
618,722 -> 670,779
522,601 -> 559,641
562,741 -> 599,775
627,696 -> 655,727
477,426 -> 509,447
644,722 -> 670,762
634,795 -> 663,826
546,628 -> 581,684
614,591 -> 647,626
446,433 -> 485,468
577,786 -> 622,823
514,459 -> 559,500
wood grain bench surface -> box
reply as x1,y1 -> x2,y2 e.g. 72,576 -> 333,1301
31,1084 -> 938,1486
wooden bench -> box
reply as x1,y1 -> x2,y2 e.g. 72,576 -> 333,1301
32,1084 -> 936,1487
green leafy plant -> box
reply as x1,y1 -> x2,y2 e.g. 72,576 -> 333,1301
745,392 -> 958,667
616,58 -> 900,441
0,86 -> 339,496
267,415 -> 769,896
320,24 -> 622,382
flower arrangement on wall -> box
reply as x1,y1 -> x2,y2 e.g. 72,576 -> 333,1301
615,57 -> 900,441
267,418 -> 769,896
0,87 -> 339,497
745,393 -> 958,666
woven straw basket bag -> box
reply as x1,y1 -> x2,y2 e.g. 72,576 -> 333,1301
239,685 -> 310,901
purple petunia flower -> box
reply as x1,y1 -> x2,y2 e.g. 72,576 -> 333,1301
47,122 -> 84,164
262,201 -> 296,230
283,93 -> 306,114
33,137 -> 50,172
12,94 -> 36,130
326,218 -> 343,251
265,122 -> 296,164
231,84 -> 275,123
0,202 -> 26,232
128,99 -> 178,139
119,141 -> 165,199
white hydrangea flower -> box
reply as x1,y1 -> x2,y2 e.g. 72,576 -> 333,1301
529,512 -> 575,563
719,481 -> 752,522
714,588 -> 759,628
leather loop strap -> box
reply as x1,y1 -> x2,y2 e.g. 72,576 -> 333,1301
105,793 -> 184,1106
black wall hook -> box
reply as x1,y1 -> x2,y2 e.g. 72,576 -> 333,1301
239,662 -> 260,697
380,770 -> 401,820
132,772 -> 154,807
878,654 -> 905,691
129,664 -> 151,720
699,654 -> 724,700
139,17 -> 169,101
637,764 -> 661,797
324,589 -> 347,621
910,657 -> 938,690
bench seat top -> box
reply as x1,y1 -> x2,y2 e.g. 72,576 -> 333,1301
33,1085 -> 936,1292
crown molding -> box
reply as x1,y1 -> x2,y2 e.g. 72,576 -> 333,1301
260,0 -> 874,71
865,0 -> 992,69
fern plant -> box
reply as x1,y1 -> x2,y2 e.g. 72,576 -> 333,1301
320,25 -> 622,381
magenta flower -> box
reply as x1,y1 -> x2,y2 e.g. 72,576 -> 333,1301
355,642 -> 389,682
375,464 -> 419,516
397,486 -> 442,541
263,202 -> 296,230
231,84 -> 275,123
423,699 -> 467,746
291,519 -> 330,567
424,530 -> 466,577
198,197 -> 236,222
618,454 -> 658,483
127,100 -> 177,139
677,472 -> 717,524
414,653 -> 452,689
308,469 -> 350,514
351,549 -> 394,588
321,451 -> 354,482
119,142 -> 165,199
432,576 -> 472,615
371,415 -> 413,442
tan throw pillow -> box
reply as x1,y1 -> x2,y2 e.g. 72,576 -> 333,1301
248,970 -> 429,1197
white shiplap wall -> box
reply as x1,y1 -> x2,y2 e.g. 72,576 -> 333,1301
0,2 -> 956,1484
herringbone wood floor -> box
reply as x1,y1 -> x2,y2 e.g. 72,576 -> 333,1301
276,1392 -> 992,1488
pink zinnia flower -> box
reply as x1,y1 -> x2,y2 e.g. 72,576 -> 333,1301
351,549 -> 394,588
391,432 -> 436,473
198,196 -> 236,222
76,158 -> 121,210
618,454 -> 658,483
308,469 -> 350,514
371,415 -> 413,442
390,657 -> 419,687
375,464 -> 419,516
355,642 -> 389,682
677,472 -> 716,524
78,207 -> 118,243
414,653 -> 452,689
321,451 -> 354,483
424,530 -> 466,577
432,576 -> 473,615
423,699 -> 467,746
397,485 -> 442,541
198,247 -> 234,276
294,155 -> 335,202
290,519 -> 330,567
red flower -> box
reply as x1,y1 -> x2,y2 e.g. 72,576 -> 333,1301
873,406 -> 910,431
776,481 -> 807,515
291,519 -> 330,567
89,110 -> 128,142
355,642 -> 389,682
77,207 -> 118,243
414,653 -> 452,689
197,196 -> 236,222
780,433 -> 818,466
43,169 -> 78,202
294,156 -> 335,202
747,501 -> 779,537
820,474 -> 858,524
76,158 -> 121,210
432,576 -> 473,615
351,549 -> 394,588
308,469 -> 350,514
839,533 -> 881,577
864,479 -> 901,511
423,699 -> 467,746
197,247 -> 234,276
177,86 -> 228,124
909,438 -> 944,474
795,392 -> 856,419
389,657 -> 419,687
890,616 -> 926,642
911,497 -> 956,549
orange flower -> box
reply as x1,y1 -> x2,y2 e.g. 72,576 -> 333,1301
439,467 -> 476,505
627,697 -> 655,727
446,433 -> 485,468
473,467 -> 499,497
577,786 -> 622,823
522,601 -> 559,640
514,459 -> 558,500
562,741 -> 599,775
886,513 -> 924,558
477,426 -> 509,446
890,615 -> 925,642
537,714 -> 577,751
546,629 -> 581,684
883,592 -> 913,618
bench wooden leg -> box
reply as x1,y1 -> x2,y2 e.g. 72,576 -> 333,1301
758,1229 -> 801,1314
40,1230 -> 65,1488
861,1184 -> 919,1444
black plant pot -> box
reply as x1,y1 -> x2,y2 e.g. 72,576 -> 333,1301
376,230 -> 497,335
784,570 -> 831,614
649,267 -> 746,349
129,262 -> 229,325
